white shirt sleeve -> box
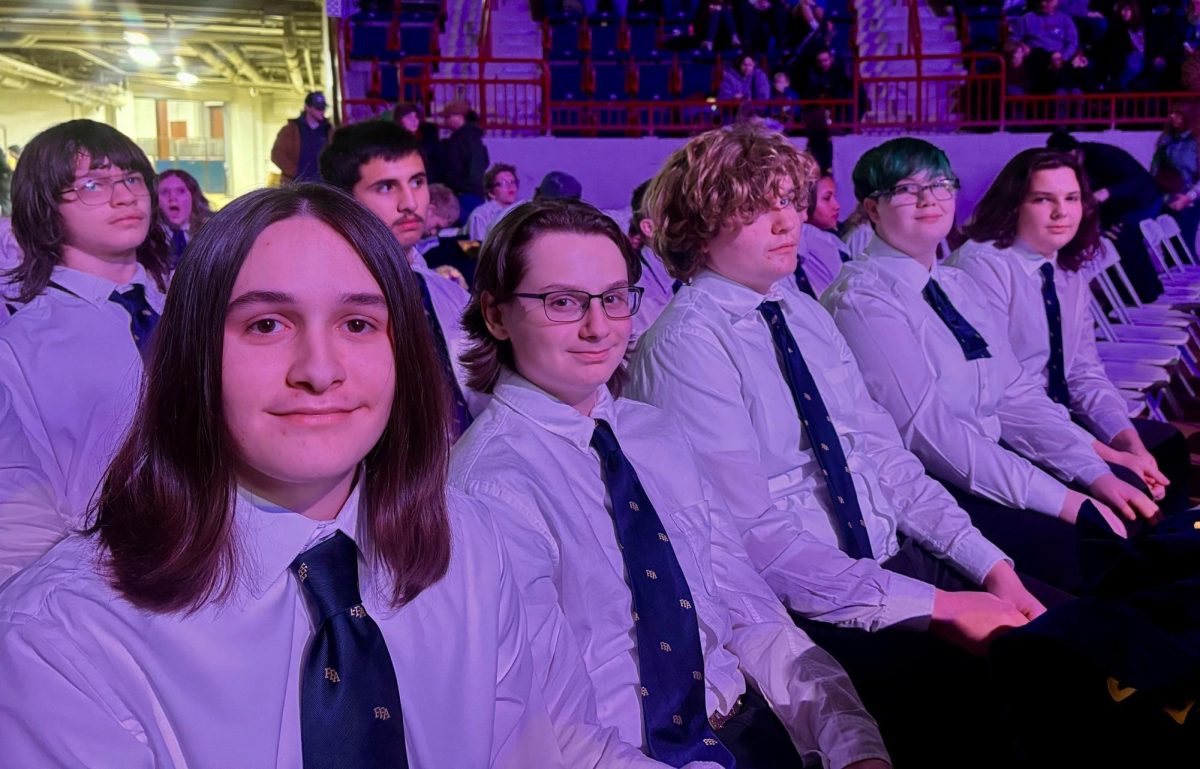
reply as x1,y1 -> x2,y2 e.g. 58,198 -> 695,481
630,325 -> 938,632
1063,281 -> 1135,442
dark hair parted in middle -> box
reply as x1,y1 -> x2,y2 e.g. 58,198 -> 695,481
88,184 -> 452,613
318,120 -> 424,192
461,198 -> 642,395
7,119 -> 170,303
962,148 -> 1101,271
645,124 -> 819,282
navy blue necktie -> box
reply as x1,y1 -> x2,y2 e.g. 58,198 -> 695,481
757,301 -> 874,559
793,262 -> 817,299
169,227 -> 187,262
414,273 -> 473,436
1039,263 -> 1071,406
671,279 -> 683,294
108,284 -> 159,361
590,420 -> 735,768
921,278 -> 991,361
292,531 -> 408,769
838,245 -> 852,264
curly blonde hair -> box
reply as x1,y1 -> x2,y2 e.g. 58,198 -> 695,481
645,125 -> 819,281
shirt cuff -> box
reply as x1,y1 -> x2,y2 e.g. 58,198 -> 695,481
943,534 -> 1012,586
817,715 -> 892,769
1089,410 -> 1136,446
878,571 -> 937,632
1070,456 -> 1111,487
1026,470 -> 1069,517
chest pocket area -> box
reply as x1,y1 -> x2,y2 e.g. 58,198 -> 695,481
665,503 -> 719,598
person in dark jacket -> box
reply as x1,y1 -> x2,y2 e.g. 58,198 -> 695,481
270,91 -> 331,184
393,102 -> 442,183
437,101 -> 489,223
1047,130 -> 1164,302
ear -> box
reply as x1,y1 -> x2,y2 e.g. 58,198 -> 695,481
638,218 -> 655,240
480,291 -> 511,341
863,198 -> 881,225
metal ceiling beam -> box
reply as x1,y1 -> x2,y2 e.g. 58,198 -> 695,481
207,41 -> 269,86
0,52 -> 79,87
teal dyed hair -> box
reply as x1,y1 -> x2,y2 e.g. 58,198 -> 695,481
851,137 -> 954,202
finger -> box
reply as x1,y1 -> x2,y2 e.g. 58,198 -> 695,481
1129,494 -> 1159,521
1103,510 -> 1129,538
1146,466 -> 1170,487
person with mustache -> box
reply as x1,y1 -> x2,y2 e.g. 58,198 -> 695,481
627,126 -> 1048,769
822,138 -> 1158,595
320,120 -> 485,437
0,119 -> 170,576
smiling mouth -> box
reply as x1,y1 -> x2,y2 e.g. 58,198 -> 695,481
271,407 -> 360,423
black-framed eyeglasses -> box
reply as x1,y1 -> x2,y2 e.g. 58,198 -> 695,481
513,286 -> 644,322
60,173 -> 150,206
869,177 -> 960,205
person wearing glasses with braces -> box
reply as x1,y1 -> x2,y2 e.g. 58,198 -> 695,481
0,119 -> 170,578
450,197 -> 891,769
823,138 -> 1156,596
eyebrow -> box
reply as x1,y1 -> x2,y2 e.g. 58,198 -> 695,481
535,280 -> 632,292
226,290 -> 387,312
370,172 -> 426,186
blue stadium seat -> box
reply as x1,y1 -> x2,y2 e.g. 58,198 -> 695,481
592,60 -> 629,100
379,64 -> 400,101
966,15 -> 1003,50
351,23 -> 393,59
547,18 -> 584,58
634,58 -> 671,100
627,17 -> 658,57
678,57 -> 715,98
549,60 -> 585,101
399,23 -> 434,56
588,19 -> 622,59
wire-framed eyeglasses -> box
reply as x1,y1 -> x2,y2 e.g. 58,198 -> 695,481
870,178 -> 960,206
61,173 -> 150,206
513,286 -> 644,323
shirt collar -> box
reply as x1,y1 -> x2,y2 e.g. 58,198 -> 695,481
1010,237 -> 1058,276
50,263 -> 154,307
690,268 -> 786,321
863,234 -> 940,290
235,478 -> 364,599
492,369 -> 615,453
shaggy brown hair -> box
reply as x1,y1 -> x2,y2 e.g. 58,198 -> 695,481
645,125 -> 819,281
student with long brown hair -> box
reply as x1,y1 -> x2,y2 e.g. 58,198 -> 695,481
0,119 -> 170,572
952,148 -> 1189,515
0,184 -> 566,767
157,167 -> 212,266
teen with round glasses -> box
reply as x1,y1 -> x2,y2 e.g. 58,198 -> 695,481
951,148 -> 1190,516
0,119 -> 170,576
823,137 -> 1157,593
451,198 -> 891,769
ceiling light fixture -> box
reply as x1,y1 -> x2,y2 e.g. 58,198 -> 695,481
176,71 -> 199,86
123,31 -> 150,46
128,46 -> 160,66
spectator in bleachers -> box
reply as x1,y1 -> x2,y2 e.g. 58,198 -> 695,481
627,179 -> 676,338
700,0 -> 741,51
533,171 -> 583,201
826,138 -> 1154,590
1179,0 -> 1200,89
393,102 -> 442,183
794,47 -> 855,103
1007,0 -> 1090,93
437,101 -> 490,223
0,119 -> 170,571
1003,40 -> 1033,95
718,52 -> 770,101
1056,0 -> 1107,47
739,0 -> 789,55
1101,0 -> 1165,91
270,91 -> 330,184
157,169 -> 211,268
0,184 -> 569,768
453,196 -> 892,769
768,70 -> 800,121
1152,107 -> 1200,253
1046,129 -> 1165,302
796,174 -> 850,298
467,163 -> 522,242
953,148 -> 1190,515
419,183 -> 474,289
321,120 -> 483,435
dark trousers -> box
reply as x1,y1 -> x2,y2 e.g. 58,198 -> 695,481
793,540 -> 1069,769
716,687 -> 811,768
1106,418 -> 1192,517
1112,203 -> 1166,303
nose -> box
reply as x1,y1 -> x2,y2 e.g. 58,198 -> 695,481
110,179 -> 137,206
577,296 -> 611,339
396,183 -> 417,213
773,204 -> 800,232
914,186 -> 937,206
287,326 -> 347,394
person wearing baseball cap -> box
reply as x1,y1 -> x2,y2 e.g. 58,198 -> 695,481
270,91 -> 331,185
437,100 -> 489,221
533,171 -> 583,201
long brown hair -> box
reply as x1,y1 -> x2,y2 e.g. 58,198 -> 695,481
962,148 -> 1101,271
88,184 -> 451,613
158,168 -> 213,233
6,119 -> 170,302
461,198 -> 642,394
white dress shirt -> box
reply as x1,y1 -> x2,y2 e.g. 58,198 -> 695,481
0,483 -> 566,768
410,255 -> 490,418
628,270 -> 1008,633
798,224 -> 849,298
842,222 -> 874,259
450,373 -> 889,769
634,246 -> 676,342
466,199 -> 520,242
0,265 -> 165,524
0,217 -> 20,274
950,238 -> 1134,443
823,236 -> 1110,517
0,382 -> 69,587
